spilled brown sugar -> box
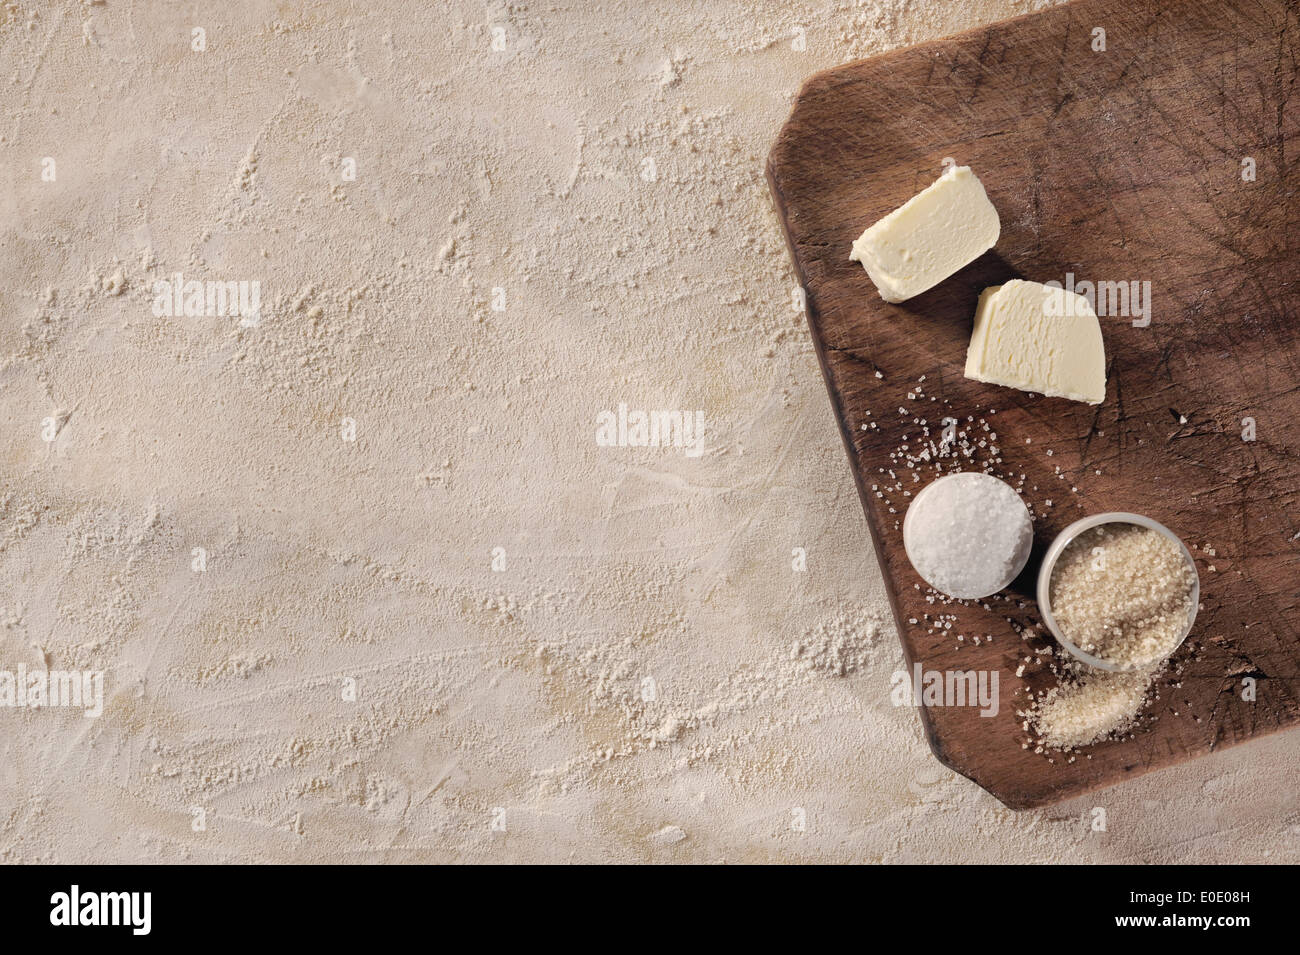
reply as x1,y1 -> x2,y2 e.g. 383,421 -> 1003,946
1027,663 -> 1158,750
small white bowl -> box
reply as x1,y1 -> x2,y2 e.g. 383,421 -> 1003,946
1036,512 -> 1200,672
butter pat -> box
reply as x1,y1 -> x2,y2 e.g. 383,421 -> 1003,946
849,166 -> 1000,303
965,280 -> 1106,404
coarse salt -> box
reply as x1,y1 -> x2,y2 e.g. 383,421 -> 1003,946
902,472 -> 1033,599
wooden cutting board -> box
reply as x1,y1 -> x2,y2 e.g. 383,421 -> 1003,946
768,0 -> 1300,809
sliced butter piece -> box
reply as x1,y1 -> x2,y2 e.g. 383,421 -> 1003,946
849,165 -> 1000,303
965,279 -> 1106,405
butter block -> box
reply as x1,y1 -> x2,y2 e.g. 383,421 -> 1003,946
964,280 -> 1106,404
849,165 -> 1000,303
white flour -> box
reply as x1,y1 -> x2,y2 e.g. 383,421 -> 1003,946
0,0 -> 1295,863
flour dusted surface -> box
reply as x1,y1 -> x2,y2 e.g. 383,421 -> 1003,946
0,0 -> 1292,864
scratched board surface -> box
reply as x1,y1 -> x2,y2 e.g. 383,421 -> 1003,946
767,0 -> 1300,808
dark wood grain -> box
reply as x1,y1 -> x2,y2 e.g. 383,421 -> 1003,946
768,0 -> 1300,808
